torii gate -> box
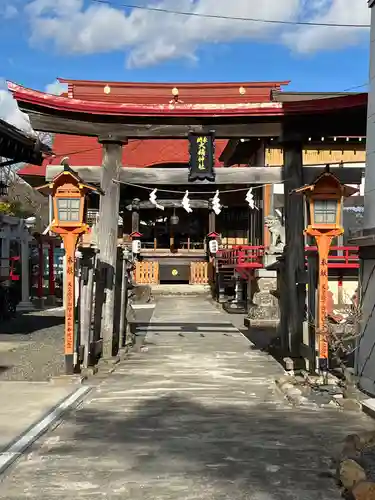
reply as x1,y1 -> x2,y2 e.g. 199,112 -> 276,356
8,79 -> 367,366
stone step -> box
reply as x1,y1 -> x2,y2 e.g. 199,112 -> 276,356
151,284 -> 211,295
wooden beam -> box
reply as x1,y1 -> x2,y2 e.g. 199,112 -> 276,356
25,110 -> 282,138
279,112 -> 367,140
46,166 -> 283,185
46,164 -> 363,186
304,166 -> 364,184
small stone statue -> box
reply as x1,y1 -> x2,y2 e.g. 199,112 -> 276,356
264,215 -> 286,254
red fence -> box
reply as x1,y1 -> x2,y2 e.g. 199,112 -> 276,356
216,245 -> 359,271
305,246 -> 359,269
216,246 -> 265,270
0,256 -> 20,282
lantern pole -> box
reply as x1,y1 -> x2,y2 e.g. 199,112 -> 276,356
314,232 -> 336,371
294,169 -> 357,374
54,231 -> 79,373
35,163 -> 102,375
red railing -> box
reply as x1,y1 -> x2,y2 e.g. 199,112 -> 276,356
216,246 -> 265,269
216,245 -> 359,271
305,246 -> 360,269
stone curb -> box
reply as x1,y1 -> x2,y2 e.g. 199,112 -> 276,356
337,431 -> 375,498
275,375 -> 318,408
0,386 -> 91,475
275,374 -> 363,411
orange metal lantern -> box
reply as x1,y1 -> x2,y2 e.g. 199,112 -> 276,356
295,168 -> 358,372
37,164 -> 102,374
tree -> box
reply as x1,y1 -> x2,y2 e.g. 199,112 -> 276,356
0,132 -> 53,228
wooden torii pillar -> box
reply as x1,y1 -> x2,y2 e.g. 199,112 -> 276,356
97,138 -> 126,362
281,125 -> 306,358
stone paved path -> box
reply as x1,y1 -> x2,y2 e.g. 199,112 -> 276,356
0,296 -> 374,499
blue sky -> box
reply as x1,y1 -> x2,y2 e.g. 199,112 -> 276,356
0,0 -> 371,124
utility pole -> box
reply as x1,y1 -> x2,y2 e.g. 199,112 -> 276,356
354,1 -> 375,394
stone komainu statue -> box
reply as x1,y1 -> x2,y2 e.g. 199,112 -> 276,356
264,215 -> 286,253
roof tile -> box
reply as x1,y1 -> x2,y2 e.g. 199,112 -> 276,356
19,136 -> 228,178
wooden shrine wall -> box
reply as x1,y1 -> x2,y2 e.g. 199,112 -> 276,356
135,261 -> 159,284
134,261 -> 210,285
266,146 -> 365,166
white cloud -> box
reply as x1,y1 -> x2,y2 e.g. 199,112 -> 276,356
283,0 -> 370,53
0,80 -> 34,135
2,4 -> 18,19
23,0 -> 370,68
45,80 -> 68,95
0,77 -> 68,136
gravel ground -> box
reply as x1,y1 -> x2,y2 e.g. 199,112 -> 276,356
0,309 -> 65,381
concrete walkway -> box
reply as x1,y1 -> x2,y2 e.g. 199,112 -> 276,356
0,382 -> 82,468
0,296 -> 374,499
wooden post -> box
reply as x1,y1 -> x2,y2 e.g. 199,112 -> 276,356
256,141 -> 273,247
86,251 -> 96,363
119,248 -> 129,350
48,240 -> 55,298
80,248 -> 96,369
208,199 -> 216,234
38,240 -> 44,300
306,248 -> 318,371
132,198 -> 140,233
98,140 -> 125,361
282,130 -> 306,356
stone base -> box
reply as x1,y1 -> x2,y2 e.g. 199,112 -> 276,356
246,270 -> 280,328
32,297 -> 45,309
245,317 -> 279,329
81,366 -> 99,377
16,301 -> 35,312
50,375 -> 86,385
45,295 -> 57,306
98,356 -> 121,367
218,293 -> 227,304
263,254 -> 281,268
223,301 -> 247,314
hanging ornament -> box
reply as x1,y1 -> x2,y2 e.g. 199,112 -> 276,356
170,208 -> 179,225
246,188 -> 258,210
149,189 -> 164,210
182,190 -> 193,213
212,190 -> 222,215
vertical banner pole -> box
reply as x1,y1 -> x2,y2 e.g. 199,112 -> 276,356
63,232 -> 79,375
315,235 -> 333,373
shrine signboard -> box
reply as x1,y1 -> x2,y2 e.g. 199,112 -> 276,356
188,132 -> 215,182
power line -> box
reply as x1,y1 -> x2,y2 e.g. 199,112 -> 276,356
90,0 -> 370,29
342,82 -> 369,92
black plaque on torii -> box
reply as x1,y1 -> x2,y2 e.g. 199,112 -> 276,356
188,132 -> 216,182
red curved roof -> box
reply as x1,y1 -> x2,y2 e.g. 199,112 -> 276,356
8,82 -> 367,120
8,82 -> 285,117
58,78 -> 290,104
13,78 -> 367,181
18,136 -> 228,178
